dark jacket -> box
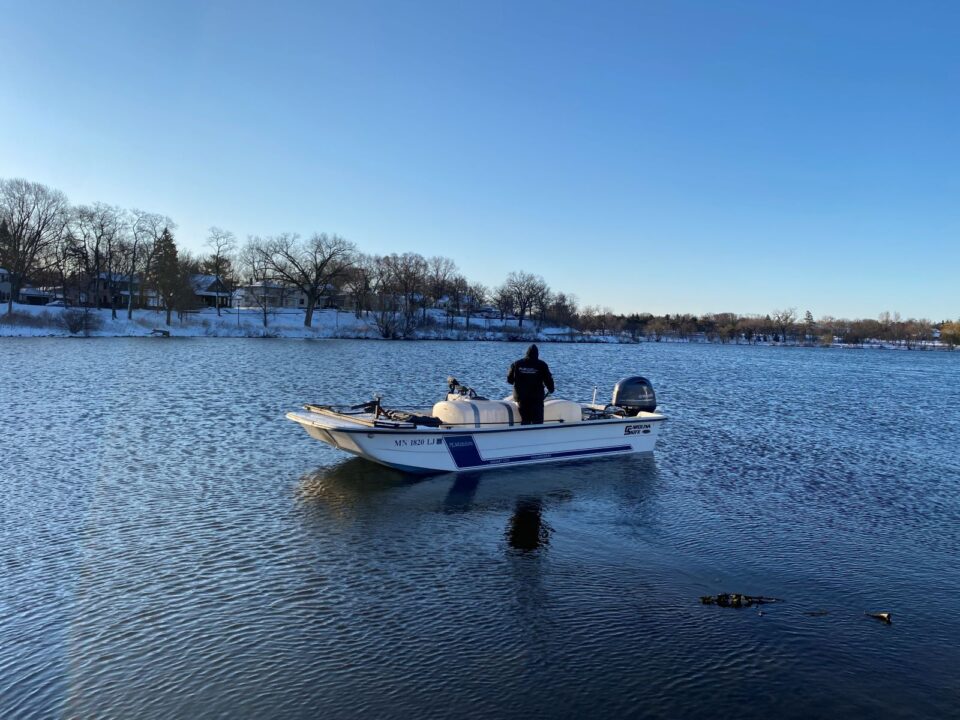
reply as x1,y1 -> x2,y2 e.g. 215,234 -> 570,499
507,344 -> 555,403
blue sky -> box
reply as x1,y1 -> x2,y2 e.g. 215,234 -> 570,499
1,0 -> 957,319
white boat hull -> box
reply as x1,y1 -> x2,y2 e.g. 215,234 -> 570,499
286,409 -> 665,474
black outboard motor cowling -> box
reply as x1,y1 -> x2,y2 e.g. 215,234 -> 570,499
612,376 -> 657,415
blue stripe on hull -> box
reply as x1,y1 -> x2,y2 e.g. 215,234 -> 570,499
443,435 -> 632,469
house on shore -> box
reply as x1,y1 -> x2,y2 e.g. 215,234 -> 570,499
58,273 -> 229,311
233,281 -> 306,310
232,281 -> 348,311
60,272 -> 151,309
93,273 -> 143,308
18,286 -> 56,305
190,275 -> 233,309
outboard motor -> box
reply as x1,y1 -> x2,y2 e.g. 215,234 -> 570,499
611,376 -> 657,416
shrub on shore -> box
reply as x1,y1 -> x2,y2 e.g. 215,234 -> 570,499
0,310 -> 56,329
59,309 -> 103,336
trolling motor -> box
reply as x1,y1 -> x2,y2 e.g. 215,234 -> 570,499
446,377 -> 486,400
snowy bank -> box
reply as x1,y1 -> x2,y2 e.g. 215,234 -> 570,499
0,303 -> 631,343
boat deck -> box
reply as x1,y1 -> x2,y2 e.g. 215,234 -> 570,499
288,405 -> 665,435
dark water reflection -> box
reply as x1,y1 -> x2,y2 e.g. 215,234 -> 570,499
506,498 -> 550,552
1,339 -> 959,719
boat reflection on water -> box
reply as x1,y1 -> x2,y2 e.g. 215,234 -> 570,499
295,457 -> 434,517
296,453 -> 660,532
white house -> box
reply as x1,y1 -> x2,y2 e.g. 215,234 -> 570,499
233,281 -> 306,309
232,281 -> 348,310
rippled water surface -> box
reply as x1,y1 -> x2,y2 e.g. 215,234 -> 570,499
2,339 -> 959,719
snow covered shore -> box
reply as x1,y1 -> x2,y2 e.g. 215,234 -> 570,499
0,304 -> 620,342
4,304 -> 953,349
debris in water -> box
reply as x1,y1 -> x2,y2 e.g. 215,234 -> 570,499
805,610 -> 830,617
700,593 -> 781,609
866,612 -> 892,624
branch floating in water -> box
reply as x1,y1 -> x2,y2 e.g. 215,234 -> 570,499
700,593 -> 782,608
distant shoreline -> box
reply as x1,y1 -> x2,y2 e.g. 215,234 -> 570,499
2,303 -> 955,350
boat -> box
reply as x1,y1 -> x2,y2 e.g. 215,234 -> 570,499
286,376 -> 666,474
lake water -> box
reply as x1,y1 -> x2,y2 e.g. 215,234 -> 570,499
1,339 -> 959,719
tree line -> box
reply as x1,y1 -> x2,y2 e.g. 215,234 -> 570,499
611,309 -> 957,348
1,177 -> 956,343
0,177 -> 579,334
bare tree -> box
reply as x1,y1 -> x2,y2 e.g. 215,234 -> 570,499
772,308 -> 797,343
425,256 -> 457,322
343,253 -> 376,318
0,178 -> 70,314
578,305 -> 599,333
369,254 -> 401,338
383,252 -> 428,336
549,292 -> 578,327
251,233 -> 356,327
130,211 -> 176,313
446,274 -> 468,329
505,271 -> 545,327
71,204 -> 109,309
239,236 -> 276,328
48,229 -> 79,305
71,203 -> 130,318
493,283 -> 514,322
464,281 -> 487,330
205,226 -> 236,316
532,282 -> 552,329
103,206 -> 127,319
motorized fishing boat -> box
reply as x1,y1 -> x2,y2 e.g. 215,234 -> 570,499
286,376 -> 666,474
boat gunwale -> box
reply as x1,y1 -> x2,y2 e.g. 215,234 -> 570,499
286,410 -> 667,435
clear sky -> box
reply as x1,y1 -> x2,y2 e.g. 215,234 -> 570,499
1,0 -> 957,320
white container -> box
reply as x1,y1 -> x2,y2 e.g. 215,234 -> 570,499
544,399 -> 582,424
432,399 -> 520,427
432,397 -> 582,427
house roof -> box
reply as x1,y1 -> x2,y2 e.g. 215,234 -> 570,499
190,274 -> 218,290
190,274 -> 232,294
19,286 -> 54,296
238,281 -> 290,290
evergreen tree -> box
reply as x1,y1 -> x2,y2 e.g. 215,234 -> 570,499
153,227 -> 179,325
804,310 -> 815,343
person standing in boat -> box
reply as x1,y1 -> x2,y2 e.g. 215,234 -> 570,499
507,344 -> 555,425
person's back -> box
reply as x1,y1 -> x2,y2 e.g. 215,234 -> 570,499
507,344 -> 555,425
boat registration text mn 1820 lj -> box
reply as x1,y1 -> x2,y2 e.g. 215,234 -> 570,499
286,376 -> 666,474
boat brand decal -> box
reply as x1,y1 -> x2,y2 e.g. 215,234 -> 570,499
624,424 -> 652,436
443,435 -> 632,469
